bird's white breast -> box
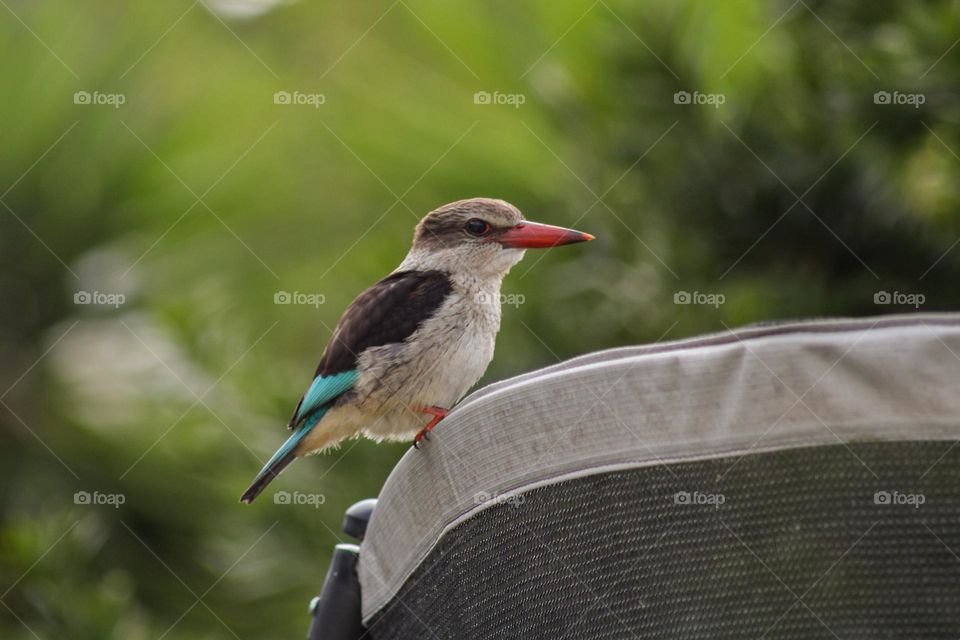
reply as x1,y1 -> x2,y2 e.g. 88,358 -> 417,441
356,273 -> 502,440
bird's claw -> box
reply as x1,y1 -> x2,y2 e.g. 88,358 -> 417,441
413,406 -> 447,450
413,429 -> 431,449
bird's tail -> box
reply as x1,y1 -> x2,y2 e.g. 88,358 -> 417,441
240,424 -> 314,504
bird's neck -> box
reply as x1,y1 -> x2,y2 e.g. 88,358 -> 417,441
396,249 -> 506,326
398,249 -> 507,295
396,248 -> 440,272
397,246 -> 525,280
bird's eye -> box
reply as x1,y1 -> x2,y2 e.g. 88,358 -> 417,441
465,218 -> 491,236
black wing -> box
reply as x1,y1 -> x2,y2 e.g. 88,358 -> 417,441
287,269 -> 453,427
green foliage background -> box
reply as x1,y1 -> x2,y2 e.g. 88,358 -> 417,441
1,1 -> 958,637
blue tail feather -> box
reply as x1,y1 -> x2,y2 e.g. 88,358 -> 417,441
240,406 -> 329,503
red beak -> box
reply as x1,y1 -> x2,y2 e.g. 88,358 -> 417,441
494,221 -> 595,249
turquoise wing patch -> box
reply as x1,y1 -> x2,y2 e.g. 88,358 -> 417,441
295,370 -> 359,423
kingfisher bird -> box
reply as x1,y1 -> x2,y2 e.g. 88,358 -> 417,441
240,198 -> 593,503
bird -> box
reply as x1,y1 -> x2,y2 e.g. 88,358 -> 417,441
240,198 -> 593,503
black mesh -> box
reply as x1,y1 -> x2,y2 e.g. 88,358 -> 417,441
366,441 -> 960,639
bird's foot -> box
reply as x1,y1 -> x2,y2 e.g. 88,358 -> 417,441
413,406 -> 449,449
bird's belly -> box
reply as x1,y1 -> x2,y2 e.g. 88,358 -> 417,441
352,283 -> 501,440
356,325 -> 495,439
413,330 -> 494,408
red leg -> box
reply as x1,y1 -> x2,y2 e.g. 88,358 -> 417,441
413,405 -> 449,449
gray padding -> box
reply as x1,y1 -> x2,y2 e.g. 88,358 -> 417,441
359,313 -> 960,623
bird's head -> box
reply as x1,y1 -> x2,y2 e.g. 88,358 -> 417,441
404,198 -> 594,278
